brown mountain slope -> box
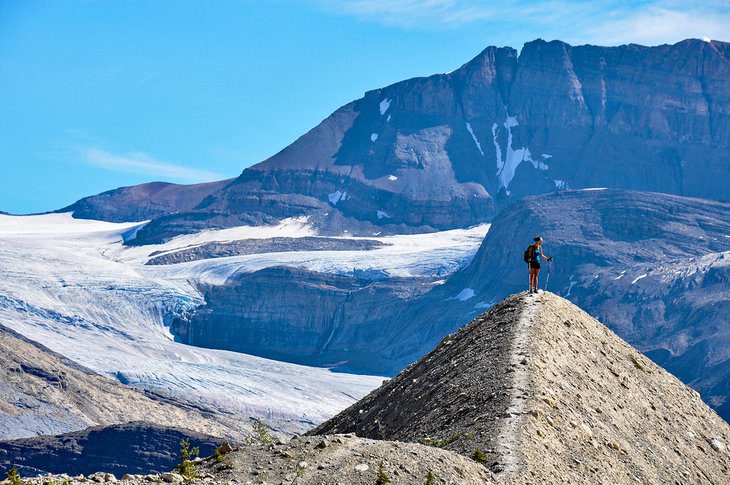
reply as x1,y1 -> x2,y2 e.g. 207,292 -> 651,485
0,323 -> 241,441
312,292 -> 730,482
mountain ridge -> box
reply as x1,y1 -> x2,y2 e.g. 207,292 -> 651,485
311,291 -> 730,481
60,37 -> 730,246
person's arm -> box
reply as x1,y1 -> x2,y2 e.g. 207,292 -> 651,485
542,248 -> 553,261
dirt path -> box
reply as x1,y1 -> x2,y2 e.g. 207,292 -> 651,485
494,292 -> 537,473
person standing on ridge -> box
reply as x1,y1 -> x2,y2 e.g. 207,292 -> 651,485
527,236 -> 552,293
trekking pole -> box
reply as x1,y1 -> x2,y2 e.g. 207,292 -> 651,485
544,259 -> 553,292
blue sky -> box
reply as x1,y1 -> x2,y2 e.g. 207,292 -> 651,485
2,0 -> 729,214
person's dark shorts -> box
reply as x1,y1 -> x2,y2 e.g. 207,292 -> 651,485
529,261 -> 541,270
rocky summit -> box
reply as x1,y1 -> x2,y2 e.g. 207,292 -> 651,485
21,292 -> 729,483
312,292 -> 730,482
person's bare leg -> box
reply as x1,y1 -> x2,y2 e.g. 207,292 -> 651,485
535,269 -> 540,291
529,268 -> 537,292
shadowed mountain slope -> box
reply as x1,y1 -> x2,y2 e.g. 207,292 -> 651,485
0,422 -> 221,477
58,179 -> 233,223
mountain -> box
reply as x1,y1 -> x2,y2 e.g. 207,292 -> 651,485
312,292 -> 730,481
58,179 -> 233,223
27,293 -> 730,483
0,423 -> 221,477
61,37 -> 730,245
0,323 -> 237,441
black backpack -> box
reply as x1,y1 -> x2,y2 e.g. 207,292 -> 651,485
523,245 -> 534,263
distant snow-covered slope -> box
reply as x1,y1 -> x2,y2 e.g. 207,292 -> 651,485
0,214 -> 380,434
0,213 -> 486,436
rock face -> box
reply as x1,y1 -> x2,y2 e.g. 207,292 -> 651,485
0,422 -> 221,477
312,292 -> 730,482
111,38 -> 730,244
173,266 -> 437,372
0,323 -> 239,441
58,179 -> 232,223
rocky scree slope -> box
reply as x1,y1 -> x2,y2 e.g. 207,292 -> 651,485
0,323 -> 239,441
313,292 -> 730,482
67,38 -> 730,245
7,434 -> 494,485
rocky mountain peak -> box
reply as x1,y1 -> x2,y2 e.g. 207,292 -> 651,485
311,292 -> 730,481
63,38 -> 730,244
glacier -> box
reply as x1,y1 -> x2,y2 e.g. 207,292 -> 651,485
0,213 -> 488,435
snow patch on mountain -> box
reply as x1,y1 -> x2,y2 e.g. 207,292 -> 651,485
493,113 -> 548,194
328,191 -> 348,205
379,98 -> 391,115
631,274 -> 648,284
465,122 -> 484,156
370,133 -> 379,142
448,288 -> 475,301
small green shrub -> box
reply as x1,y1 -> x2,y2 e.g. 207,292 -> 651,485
471,448 -> 488,463
251,420 -> 274,445
425,470 -> 435,484
6,467 -> 23,485
430,434 -> 460,449
213,442 -> 232,463
630,355 -> 645,371
175,438 -> 200,479
375,460 -> 390,484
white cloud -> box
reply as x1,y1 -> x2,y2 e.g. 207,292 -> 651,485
80,146 -> 222,183
580,6 -> 730,46
313,1 -> 730,46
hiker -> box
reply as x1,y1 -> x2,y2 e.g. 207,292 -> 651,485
526,236 -> 552,293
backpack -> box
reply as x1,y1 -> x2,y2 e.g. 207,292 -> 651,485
523,245 -> 534,263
